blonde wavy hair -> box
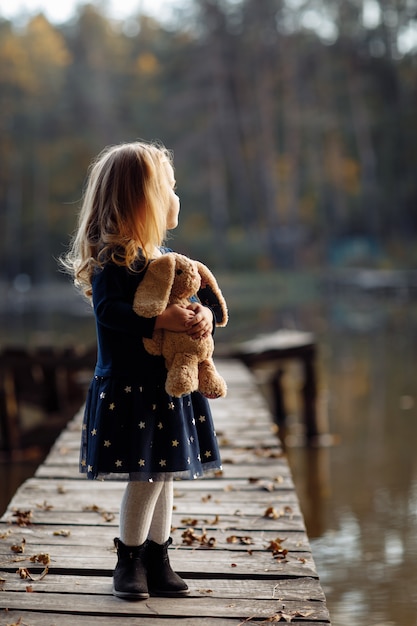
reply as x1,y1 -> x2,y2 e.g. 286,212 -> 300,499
61,140 -> 173,299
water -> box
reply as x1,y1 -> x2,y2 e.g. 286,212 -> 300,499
285,290 -> 417,626
1,273 -> 416,625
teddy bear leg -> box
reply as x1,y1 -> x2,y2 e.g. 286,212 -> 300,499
198,359 -> 227,399
165,353 -> 199,398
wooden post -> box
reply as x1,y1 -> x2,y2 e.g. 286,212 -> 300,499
233,330 -> 321,447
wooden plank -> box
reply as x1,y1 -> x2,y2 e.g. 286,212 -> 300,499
0,524 -> 310,552
0,592 -> 330,622
0,572 -> 325,600
0,544 -> 316,579
0,359 -> 332,625
0,511 -> 306,533
0,609 -> 324,626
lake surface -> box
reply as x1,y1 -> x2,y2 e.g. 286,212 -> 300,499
1,271 -> 416,625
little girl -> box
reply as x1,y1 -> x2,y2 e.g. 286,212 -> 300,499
62,140 -> 224,600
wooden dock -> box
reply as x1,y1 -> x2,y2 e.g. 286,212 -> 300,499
0,359 -> 331,625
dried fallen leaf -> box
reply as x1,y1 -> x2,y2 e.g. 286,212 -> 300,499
29,553 -> 50,566
11,509 -> 33,527
267,538 -> 288,560
25,585 -> 33,592
10,539 -> 26,554
53,529 -> 71,537
238,618 -> 257,626
6,618 -> 29,626
260,482 -> 276,492
181,517 -> 199,526
262,609 -> 314,622
227,535 -> 253,546
83,504 -> 101,512
56,485 -> 67,494
0,529 -> 13,539
181,514 -> 220,527
264,506 -> 281,520
17,566 -> 49,581
181,528 -> 216,548
82,504 -> 114,522
35,501 -> 53,511
201,494 -> 212,503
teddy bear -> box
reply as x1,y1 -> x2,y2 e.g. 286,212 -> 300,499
132,252 -> 228,399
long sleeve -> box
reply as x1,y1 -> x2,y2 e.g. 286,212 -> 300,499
93,263 -> 156,338
92,262 -> 165,379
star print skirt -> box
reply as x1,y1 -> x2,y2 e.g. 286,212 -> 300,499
80,375 -> 222,481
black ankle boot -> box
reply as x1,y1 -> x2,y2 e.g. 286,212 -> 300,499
112,537 -> 149,600
147,537 -> 189,597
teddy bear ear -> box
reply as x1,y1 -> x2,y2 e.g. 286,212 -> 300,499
133,254 -> 176,318
196,261 -> 228,327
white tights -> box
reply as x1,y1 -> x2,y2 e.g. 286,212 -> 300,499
119,480 -> 174,546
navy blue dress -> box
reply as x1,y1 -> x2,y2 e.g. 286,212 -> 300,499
80,251 -> 222,481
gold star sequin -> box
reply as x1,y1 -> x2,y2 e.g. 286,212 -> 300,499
91,428 -> 97,436
158,422 -> 163,430
100,392 -> 106,399
159,459 -> 166,467
109,403 -> 115,411
152,404 -> 157,411
138,421 -> 146,429
168,402 -> 175,410
104,440 -> 111,447
204,450 -> 212,458
199,415 -> 206,423
81,459 -> 86,467
115,460 -> 122,467
88,465 -> 93,472
124,386 -> 132,393
172,440 -> 179,447
138,459 -> 145,467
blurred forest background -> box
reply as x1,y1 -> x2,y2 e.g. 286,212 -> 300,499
1,0 -> 417,284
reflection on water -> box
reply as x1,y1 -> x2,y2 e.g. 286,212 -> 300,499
285,290 -> 417,626
1,275 -> 417,625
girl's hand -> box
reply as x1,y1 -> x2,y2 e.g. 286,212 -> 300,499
185,303 -> 213,339
154,304 -> 195,332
